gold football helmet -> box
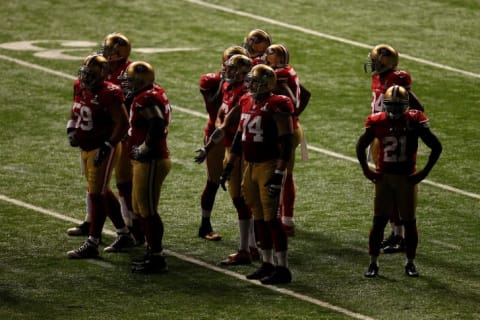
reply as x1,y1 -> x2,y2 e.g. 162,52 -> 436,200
364,44 -> 399,74
264,44 -> 290,68
78,54 -> 108,90
222,45 -> 249,64
384,85 -> 409,119
126,61 -> 155,92
101,32 -> 131,62
242,29 -> 272,58
223,54 -> 252,84
247,64 -> 277,97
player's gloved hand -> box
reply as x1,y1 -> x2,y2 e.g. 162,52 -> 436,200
194,148 -> 207,164
94,141 -> 114,167
67,128 -> 79,147
362,168 -> 383,184
131,142 -> 150,161
265,170 -> 285,198
219,162 -> 234,191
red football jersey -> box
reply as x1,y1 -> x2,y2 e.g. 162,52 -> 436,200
238,93 -> 294,163
370,69 -> 412,114
106,60 -> 132,91
273,65 -> 301,129
128,83 -> 171,159
71,79 -> 125,151
365,109 -> 429,174
199,72 -> 223,137
217,81 -> 248,147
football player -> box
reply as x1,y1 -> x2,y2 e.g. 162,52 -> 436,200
356,85 -> 442,277
220,64 -> 294,284
364,44 -> 424,253
66,54 -> 133,258
264,43 -> 311,236
195,54 -> 259,265
67,32 -> 144,245
126,61 -> 172,273
196,45 -> 249,241
242,28 -> 272,65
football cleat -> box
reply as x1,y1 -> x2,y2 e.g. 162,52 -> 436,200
364,262 -> 379,278
220,250 -> 252,266
198,226 -> 222,241
405,262 -> 419,277
131,254 -> 168,274
103,233 -> 135,253
246,262 -> 275,280
260,266 -> 292,285
67,221 -> 90,236
382,234 -> 405,254
67,239 -> 99,259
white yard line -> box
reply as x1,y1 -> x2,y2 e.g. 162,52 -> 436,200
184,0 -> 480,79
1,7 -> 478,317
0,194 -> 376,320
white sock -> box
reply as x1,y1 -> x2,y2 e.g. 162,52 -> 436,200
84,192 -> 92,223
119,196 -> 132,227
275,251 -> 288,268
239,219 -> 250,251
262,249 -> 274,265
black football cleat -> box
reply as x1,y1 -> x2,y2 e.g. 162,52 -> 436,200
67,239 -> 99,259
67,221 -> 90,236
364,263 -> 379,278
131,254 -> 168,274
405,262 -> 419,277
104,233 -> 135,253
246,263 -> 275,280
382,235 -> 405,254
260,266 -> 292,285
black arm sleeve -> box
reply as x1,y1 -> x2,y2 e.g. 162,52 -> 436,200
279,133 -> 293,162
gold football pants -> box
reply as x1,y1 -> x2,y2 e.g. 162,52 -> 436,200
374,174 -> 418,221
242,160 -> 278,222
131,158 -> 172,218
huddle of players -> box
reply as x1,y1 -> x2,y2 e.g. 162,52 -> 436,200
65,30 -> 442,281
66,32 -> 171,274
194,29 -> 311,284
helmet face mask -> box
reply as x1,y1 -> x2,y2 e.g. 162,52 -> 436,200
126,61 -> 155,93
101,32 -> 131,62
247,64 -> 277,98
364,44 -> 399,74
223,54 -> 252,84
264,44 -> 289,69
242,29 -> 272,58
383,85 -> 409,119
79,54 -> 108,90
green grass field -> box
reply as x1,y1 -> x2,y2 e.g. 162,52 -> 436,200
1,1 -> 479,319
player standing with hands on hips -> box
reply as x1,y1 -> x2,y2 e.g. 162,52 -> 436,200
356,85 -> 442,278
